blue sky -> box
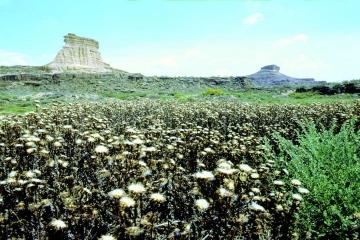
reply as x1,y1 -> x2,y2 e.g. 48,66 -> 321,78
0,0 -> 359,81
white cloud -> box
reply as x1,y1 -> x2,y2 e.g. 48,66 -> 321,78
275,33 -> 309,46
242,13 -> 264,25
0,49 -> 28,66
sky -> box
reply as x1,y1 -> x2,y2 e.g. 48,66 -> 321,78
0,0 -> 359,82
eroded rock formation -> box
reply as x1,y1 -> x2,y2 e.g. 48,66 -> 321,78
47,33 -> 112,72
247,64 -> 319,85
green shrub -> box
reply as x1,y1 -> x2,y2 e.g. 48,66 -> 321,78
271,120 -> 360,239
288,91 -> 321,99
202,88 -> 225,96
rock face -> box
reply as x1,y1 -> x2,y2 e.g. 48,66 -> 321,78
246,64 -> 320,85
47,33 -> 112,72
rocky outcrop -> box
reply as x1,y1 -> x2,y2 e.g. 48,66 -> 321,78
47,33 -> 112,72
261,64 -> 280,72
246,65 -> 321,85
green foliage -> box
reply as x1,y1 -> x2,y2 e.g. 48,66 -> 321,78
288,91 -> 321,99
173,92 -> 195,101
271,120 -> 360,239
0,102 -> 35,114
202,88 -> 225,96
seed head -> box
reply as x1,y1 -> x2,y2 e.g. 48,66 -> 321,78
120,196 -> 135,208
99,234 -> 116,240
194,170 -> 215,181
150,193 -> 166,203
291,179 -> 302,186
298,187 -> 310,195
95,145 -> 109,154
249,202 -> 265,212
195,199 -> 210,211
292,193 -> 303,201
273,180 -> 285,186
108,189 -> 125,199
239,164 -> 253,173
49,219 -> 67,230
128,183 -> 146,194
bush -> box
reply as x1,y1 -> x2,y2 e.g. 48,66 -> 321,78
202,88 -> 225,96
289,91 -> 321,99
271,120 -> 360,239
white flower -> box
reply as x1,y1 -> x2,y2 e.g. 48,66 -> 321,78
143,146 -> 156,152
239,164 -> 253,173
204,147 -> 214,153
195,199 -> 210,211
217,160 -> 233,169
273,180 -> 285,186
217,168 -> 237,175
108,189 -> 125,199
292,193 -> 303,201
251,188 -> 260,193
53,141 -> 62,147
120,196 -> 135,208
50,219 -> 67,230
298,187 -> 310,195
150,193 -> 166,203
128,183 -> 146,194
249,202 -> 265,212
250,173 -> 260,179
291,179 -> 302,186
99,234 -> 116,240
218,187 -> 233,198
95,145 -> 109,154
194,170 -> 215,181
132,138 -> 144,145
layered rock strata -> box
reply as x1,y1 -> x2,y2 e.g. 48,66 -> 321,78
47,33 -> 112,72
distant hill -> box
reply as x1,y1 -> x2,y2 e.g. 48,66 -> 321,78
246,64 -> 325,85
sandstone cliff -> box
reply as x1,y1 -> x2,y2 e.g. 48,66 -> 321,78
47,33 -> 112,72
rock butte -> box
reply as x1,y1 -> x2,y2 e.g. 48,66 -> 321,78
47,33 -> 112,72
247,64 -> 319,85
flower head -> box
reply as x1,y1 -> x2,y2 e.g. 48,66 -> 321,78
292,193 -> 303,201
50,219 -> 67,230
194,170 -> 215,181
195,199 -> 210,211
239,164 -> 253,173
120,196 -> 135,208
150,193 -> 166,203
273,180 -> 285,186
128,183 -> 146,194
99,234 -> 116,240
249,202 -> 265,212
298,187 -> 310,195
108,189 -> 125,199
95,145 -> 109,154
291,179 -> 302,186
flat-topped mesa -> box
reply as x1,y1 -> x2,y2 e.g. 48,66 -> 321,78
47,33 -> 112,72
